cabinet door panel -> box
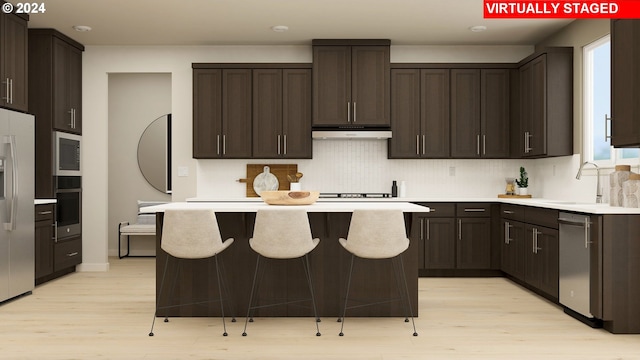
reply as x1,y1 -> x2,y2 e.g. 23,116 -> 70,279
501,219 -> 525,281
67,46 -> 82,133
282,69 -> 312,158
421,69 -> 450,158
313,46 -> 350,126
0,13 -> 28,112
481,69 -> 510,158
252,69 -> 282,158
451,69 -> 481,158
35,220 -> 54,279
528,55 -> 547,157
222,69 -> 252,158
53,38 -> 72,132
457,217 -> 491,269
611,20 -> 640,147
424,217 -> 456,269
389,69 -> 421,158
193,69 -> 222,158
525,224 -> 559,299
351,46 -> 390,126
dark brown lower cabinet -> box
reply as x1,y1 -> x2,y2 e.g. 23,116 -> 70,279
35,204 -> 82,285
154,212 -> 419,317
416,203 -> 492,273
524,224 -> 559,299
35,204 -> 55,281
501,219 -> 525,282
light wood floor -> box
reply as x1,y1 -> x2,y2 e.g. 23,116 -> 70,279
2,258 -> 639,359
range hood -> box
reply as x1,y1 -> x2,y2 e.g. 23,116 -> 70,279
312,129 -> 392,140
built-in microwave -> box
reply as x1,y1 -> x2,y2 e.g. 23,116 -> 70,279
54,131 -> 81,176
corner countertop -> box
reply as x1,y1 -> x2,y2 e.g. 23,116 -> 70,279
186,196 -> 640,215
143,201 -> 430,213
35,199 -> 57,205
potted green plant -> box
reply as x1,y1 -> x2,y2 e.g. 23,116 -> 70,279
515,166 -> 529,195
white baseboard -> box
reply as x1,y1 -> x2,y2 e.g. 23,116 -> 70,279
77,262 -> 110,272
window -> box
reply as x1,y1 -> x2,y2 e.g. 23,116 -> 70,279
583,35 -> 639,166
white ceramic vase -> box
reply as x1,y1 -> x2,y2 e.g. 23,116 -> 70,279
518,187 -> 528,196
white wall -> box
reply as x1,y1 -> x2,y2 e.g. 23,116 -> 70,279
108,73 -> 172,257
86,42 -> 615,269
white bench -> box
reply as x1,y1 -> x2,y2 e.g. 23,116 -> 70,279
118,201 -> 165,259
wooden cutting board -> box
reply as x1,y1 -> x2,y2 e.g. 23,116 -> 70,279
239,164 -> 298,197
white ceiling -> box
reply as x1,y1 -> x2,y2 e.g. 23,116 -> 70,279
25,0 -> 573,46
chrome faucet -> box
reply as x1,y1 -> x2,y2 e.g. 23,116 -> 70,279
576,161 -> 602,203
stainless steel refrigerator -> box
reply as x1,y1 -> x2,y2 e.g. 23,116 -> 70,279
0,108 -> 35,303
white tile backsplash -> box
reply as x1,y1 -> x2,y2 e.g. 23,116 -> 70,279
197,140 -> 538,199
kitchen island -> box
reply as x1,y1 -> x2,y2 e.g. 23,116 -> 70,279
145,201 -> 429,318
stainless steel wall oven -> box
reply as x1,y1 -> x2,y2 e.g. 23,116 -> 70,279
55,176 -> 81,239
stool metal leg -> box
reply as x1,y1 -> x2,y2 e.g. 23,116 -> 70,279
338,254 -> 355,336
397,255 -> 418,336
242,255 -> 262,336
149,256 -> 170,336
214,255 -> 228,336
302,254 -> 321,336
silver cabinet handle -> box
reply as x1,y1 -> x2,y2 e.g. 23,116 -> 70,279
464,208 -> 486,212
419,218 -> 424,240
347,102 -> 351,123
67,252 -> 79,257
9,78 -> 13,104
69,109 -> 74,128
277,135 -> 281,155
525,131 -> 533,153
458,219 -> 462,240
38,211 -> 53,215
504,221 -> 512,244
223,135 -> 226,155
503,210 -> 514,214
54,221 -> 58,243
216,135 -> 220,155
353,102 -> 356,123
426,219 -> 430,240
477,134 -> 480,155
482,134 -> 486,155
605,114 -> 611,141
532,228 -> 542,254
416,135 -> 420,156
283,134 -> 287,155
422,135 -> 426,155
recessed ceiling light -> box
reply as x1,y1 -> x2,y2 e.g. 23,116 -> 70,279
469,25 -> 487,32
271,25 -> 289,33
73,25 -> 92,32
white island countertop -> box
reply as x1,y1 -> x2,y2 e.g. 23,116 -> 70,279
186,196 -> 640,214
143,201 -> 430,213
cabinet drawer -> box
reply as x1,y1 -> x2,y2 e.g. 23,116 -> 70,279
54,237 -> 82,271
415,203 -> 455,217
456,203 -> 492,217
524,207 -> 559,229
35,204 -> 55,222
500,204 -> 525,222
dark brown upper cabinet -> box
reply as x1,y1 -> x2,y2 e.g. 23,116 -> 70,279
611,20 -> 640,147
451,69 -> 481,157
518,48 -> 573,158
312,40 -> 390,127
29,29 -> 84,198
252,68 -> 312,159
451,68 -> 510,158
389,69 -> 450,158
0,10 -> 28,112
193,64 -> 311,159
29,29 -> 84,135
193,68 -> 252,159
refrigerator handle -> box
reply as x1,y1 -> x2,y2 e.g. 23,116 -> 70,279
3,135 -> 17,231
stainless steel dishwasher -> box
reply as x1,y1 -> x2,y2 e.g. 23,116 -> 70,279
558,212 -> 594,320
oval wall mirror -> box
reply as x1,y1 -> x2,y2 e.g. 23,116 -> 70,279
137,114 -> 172,193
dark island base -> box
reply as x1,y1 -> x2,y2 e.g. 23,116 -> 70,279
155,212 -> 419,318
